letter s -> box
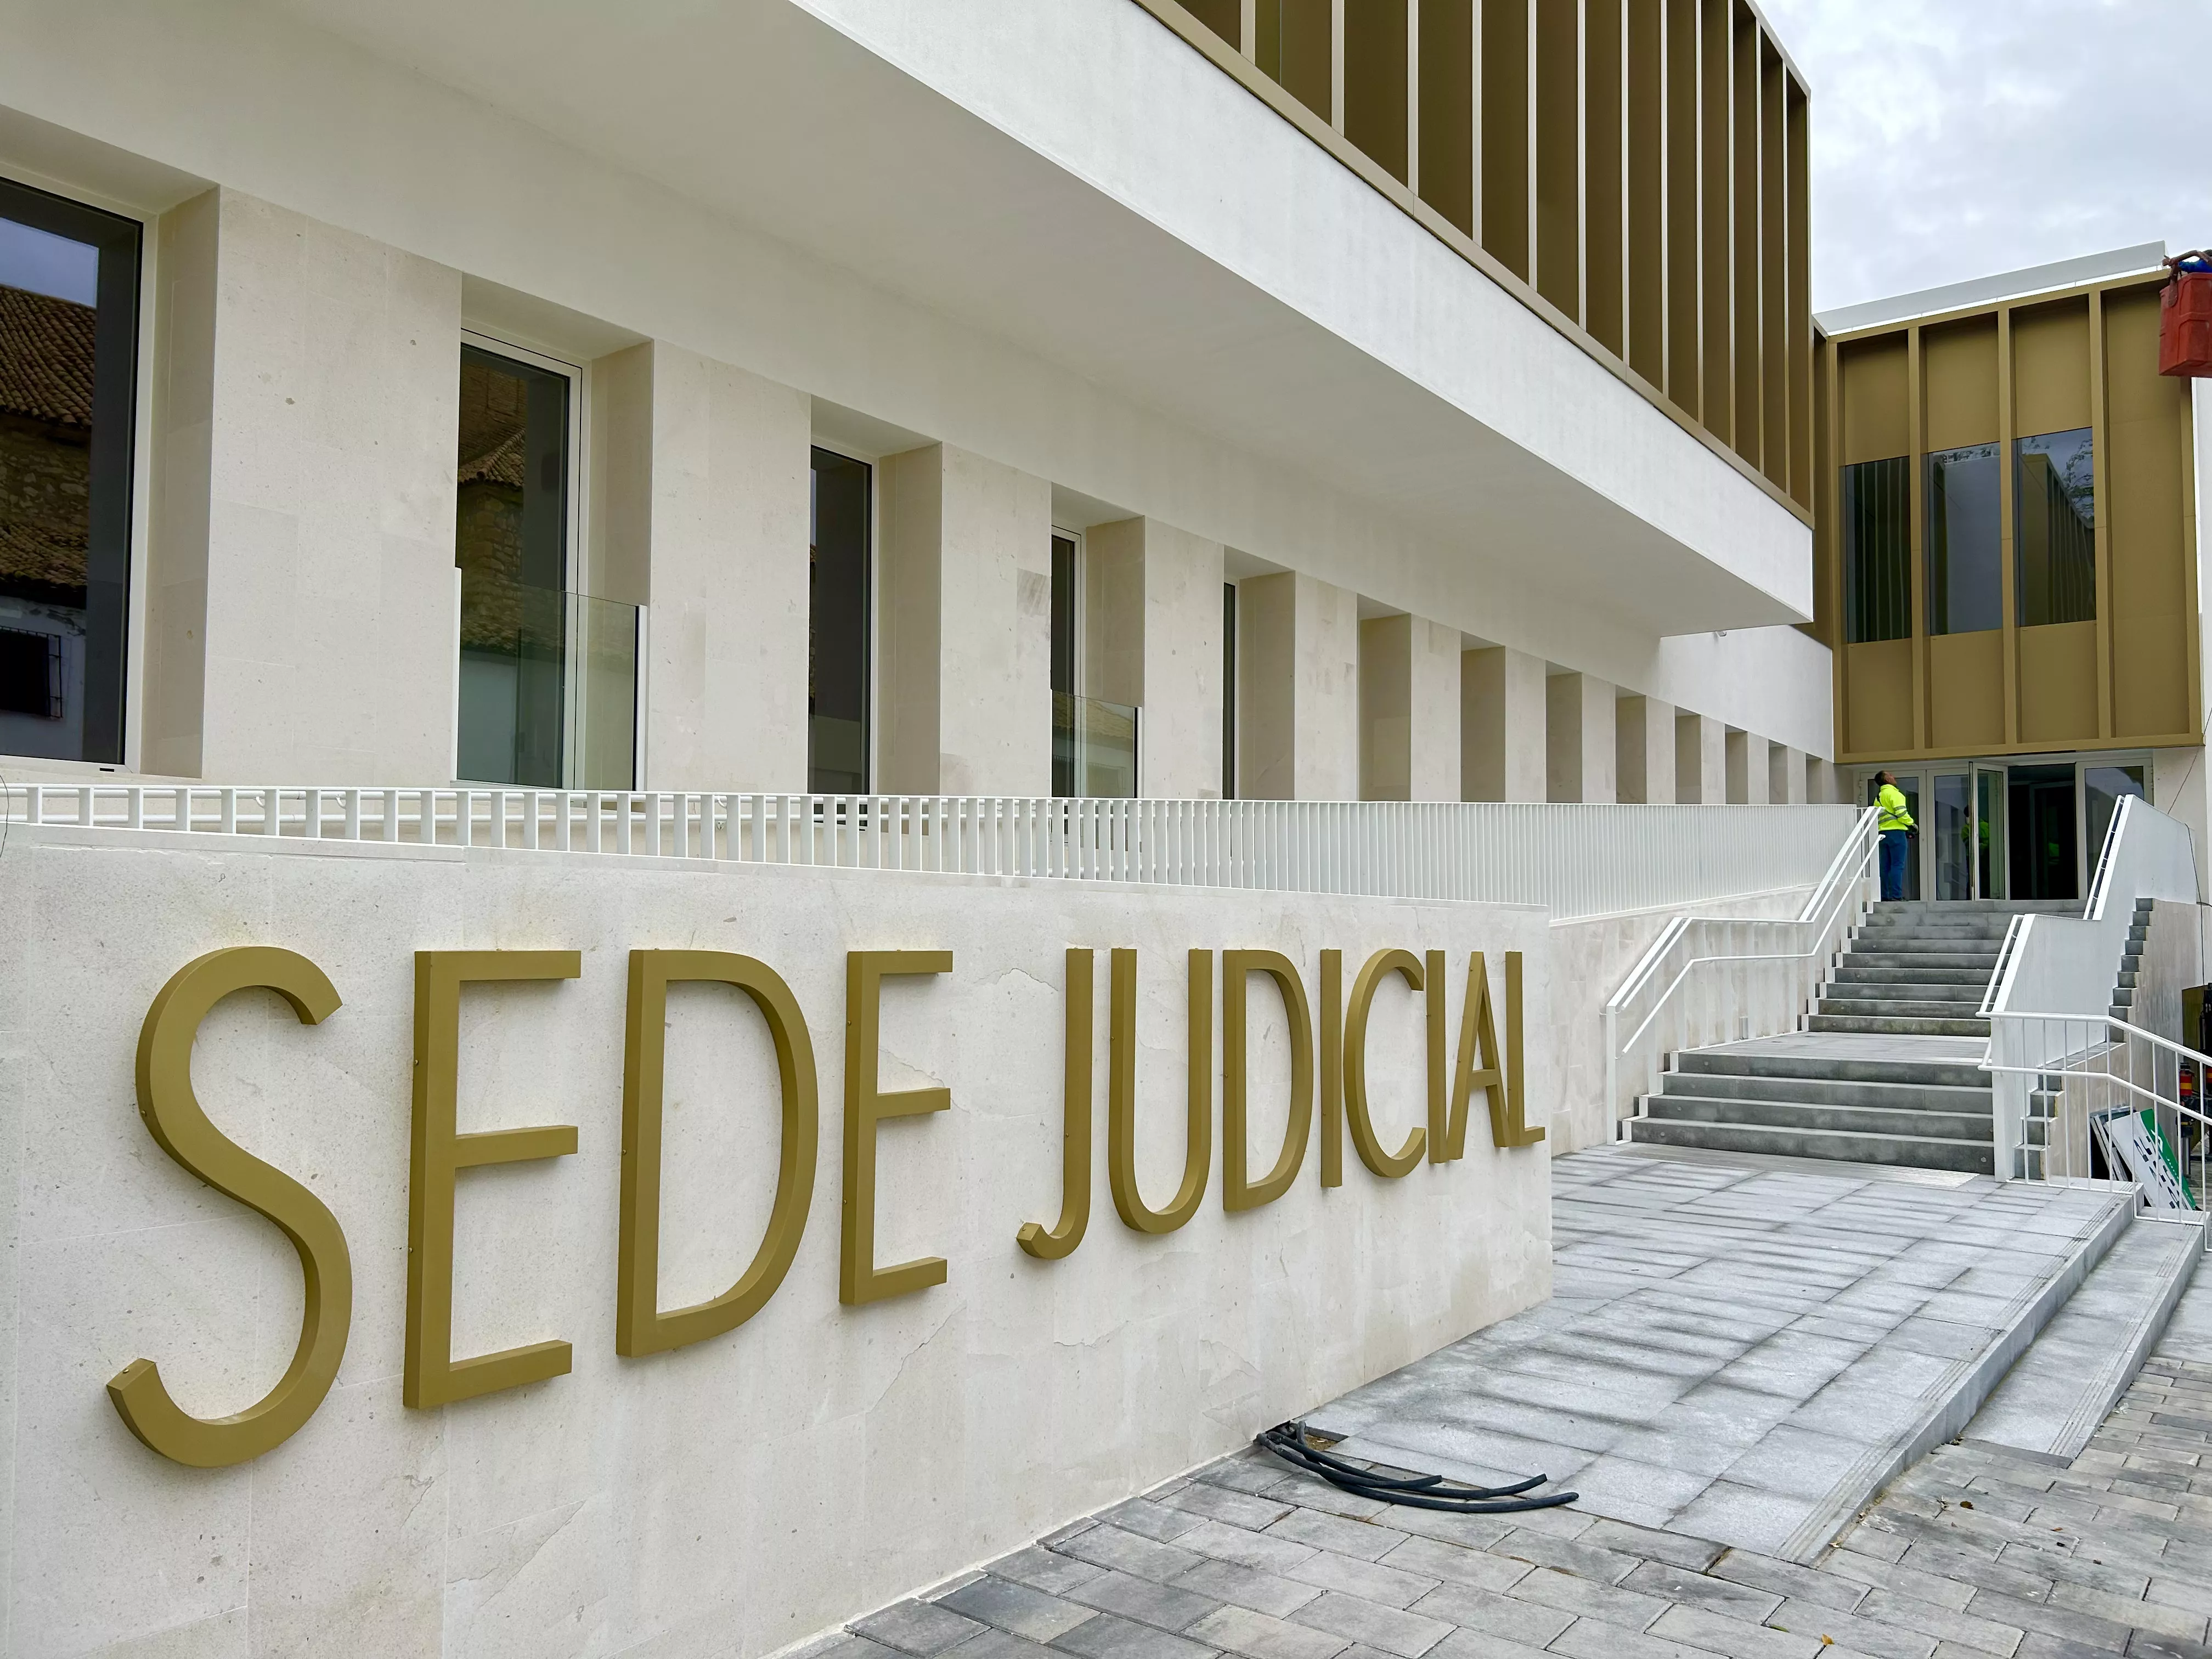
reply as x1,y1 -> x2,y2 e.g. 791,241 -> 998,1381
107,946 -> 351,1468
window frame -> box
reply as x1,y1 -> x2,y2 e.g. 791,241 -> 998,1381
0,170 -> 144,766
453,330 -> 636,789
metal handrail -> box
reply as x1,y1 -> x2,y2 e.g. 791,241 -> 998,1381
1602,806 -> 1880,1120
1984,1009 -> 2210,1239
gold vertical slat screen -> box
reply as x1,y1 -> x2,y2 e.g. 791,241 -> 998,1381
1139,0 -> 1815,522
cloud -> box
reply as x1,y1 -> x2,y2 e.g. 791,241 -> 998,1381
1759,0 -> 2212,309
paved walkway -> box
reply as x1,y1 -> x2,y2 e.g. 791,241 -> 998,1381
1306,1147 -> 2128,1561
814,1157 -> 2207,1659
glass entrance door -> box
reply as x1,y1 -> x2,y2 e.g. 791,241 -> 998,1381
1932,772 -> 1972,900
1973,766 -> 2007,898
2008,763 -> 2079,900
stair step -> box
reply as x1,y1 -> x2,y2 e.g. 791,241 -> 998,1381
1642,1093 -> 1994,1141
1678,1051 -> 1988,1088
1818,997 -> 1988,1018
1808,1013 -> 1991,1037
1624,1115 -> 1995,1173
1965,1215 -> 2207,1464
1833,965 -> 1993,986
1659,1070 -> 1991,1110
1822,983 -> 1986,1005
1845,943 -> 2004,962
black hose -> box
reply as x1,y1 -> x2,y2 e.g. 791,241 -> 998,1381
1254,1420 -> 1578,1514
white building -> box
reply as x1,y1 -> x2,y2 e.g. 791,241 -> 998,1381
0,4 -> 1850,1655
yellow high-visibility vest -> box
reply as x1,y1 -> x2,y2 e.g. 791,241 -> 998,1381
1878,783 -> 1914,833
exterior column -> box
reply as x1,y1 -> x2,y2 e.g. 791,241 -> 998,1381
1615,694 -> 1675,804
1726,729 -> 1770,804
598,342 -> 810,792
146,188 -> 461,781
1358,614 -> 1462,801
1546,672 -> 1617,803
1084,517 -> 1224,798
1461,646 -> 1546,802
1768,743 -> 1807,804
1236,571 -> 1359,799
879,444 -> 1053,795
1674,711 -> 1726,803
1805,755 -> 1833,804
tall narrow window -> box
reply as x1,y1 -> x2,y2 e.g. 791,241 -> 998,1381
0,177 -> 139,764
455,343 -> 635,788
809,447 -> 870,794
2017,428 -> 2095,627
1222,582 -> 1238,799
1051,532 -> 1081,798
1841,457 -> 1910,644
1926,443 -> 2001,635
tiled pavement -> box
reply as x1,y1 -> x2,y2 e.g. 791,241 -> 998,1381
815,1269 -> 2212,1659
1308,1147 -> 2128,1560
806,1150 -> 2207,1659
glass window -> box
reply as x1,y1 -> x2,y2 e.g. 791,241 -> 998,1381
809,448 -> 870,795
2008,763 -> 2079,901
0,178 -> 140,763
1051,533 -> 1080,798
1926,443 -> 2001,634
2085,764 -> 2146,867
1222,581 -> 1238,800
455,345 -> 635,788
1842,456 -> 1910,644
2017,428 -> 2096,627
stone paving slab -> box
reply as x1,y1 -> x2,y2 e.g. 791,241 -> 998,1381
1304,1147 -> 2127,1561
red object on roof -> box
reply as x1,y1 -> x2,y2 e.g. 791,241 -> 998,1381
2161,252 -> 2212,378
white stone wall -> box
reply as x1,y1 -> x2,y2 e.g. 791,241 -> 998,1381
147,188 -> 462,782
619,342 -> 812,793
882,444 -> 1054,795
1238,572 -> 1359,801
1085,517 -> 1226,799
0,826 -> 1552,1657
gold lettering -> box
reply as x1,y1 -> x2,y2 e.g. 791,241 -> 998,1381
1318,949 -> 1344,1188
1107,949 -> 1213,1233
618,950 -> 819,1356
1018,948 -> 1092,1261
1344,949 -> 1426,1177
1446,950 -> 1542,1152
1221,950 -> 1313,1211
1425,950 -> 1448,1159
109,947 -> 349,1467
406,950 -> 581,1409
840,950 -> 953,1305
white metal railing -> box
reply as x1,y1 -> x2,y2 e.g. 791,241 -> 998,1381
1983,1012 -> 2207,1238
1982,795 -> 2202,1180
2,785 -> 1857,921
1602,805 -> 1881,1122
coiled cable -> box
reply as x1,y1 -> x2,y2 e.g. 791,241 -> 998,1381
1254,1420 -> 1578,1514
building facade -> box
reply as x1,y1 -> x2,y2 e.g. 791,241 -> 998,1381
1812,246 -> 2212,901
0,4 -> 1857,1656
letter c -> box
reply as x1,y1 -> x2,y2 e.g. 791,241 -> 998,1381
108,946 -> 351,1468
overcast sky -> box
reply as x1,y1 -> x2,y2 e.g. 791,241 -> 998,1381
1759,0 -> 2212,314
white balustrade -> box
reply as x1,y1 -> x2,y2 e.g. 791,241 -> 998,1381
3,785 -> 1858,923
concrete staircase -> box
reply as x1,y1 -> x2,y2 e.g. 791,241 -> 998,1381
1810,898 -> 2075,1037
1627,899 -> 2076,1173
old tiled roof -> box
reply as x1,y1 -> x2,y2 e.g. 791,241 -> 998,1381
0,516 -> 86,592
0,284 -> 94,428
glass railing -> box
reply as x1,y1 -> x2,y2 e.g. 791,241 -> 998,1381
1052,692 -> 1138,800
457,588 -> 638,791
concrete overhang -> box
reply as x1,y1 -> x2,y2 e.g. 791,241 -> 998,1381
250,0 -> 1811,636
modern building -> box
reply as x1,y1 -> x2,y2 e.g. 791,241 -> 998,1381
0,3 -> 1900,1657
0,0 -> 1834,808
1812,244 -> 2212,901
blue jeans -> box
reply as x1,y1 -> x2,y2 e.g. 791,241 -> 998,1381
1880,829 -> 1911,901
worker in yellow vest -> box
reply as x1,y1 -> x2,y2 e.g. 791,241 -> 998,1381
1877,770 -> 1915,901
